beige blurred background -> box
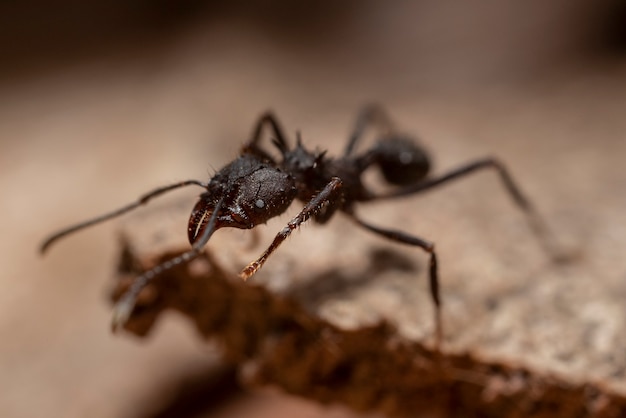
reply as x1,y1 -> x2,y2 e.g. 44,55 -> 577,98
2,1 -> 626,417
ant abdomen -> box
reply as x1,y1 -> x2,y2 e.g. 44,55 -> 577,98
373,136 -> 431,186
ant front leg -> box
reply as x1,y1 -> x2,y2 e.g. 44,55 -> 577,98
242,112 -> 290,160
347,212 -> 442,349
239,177 -> 343,280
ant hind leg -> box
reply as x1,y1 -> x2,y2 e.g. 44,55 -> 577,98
347,212 -> 443,350
374,157 -> 569,262
344,105 -> 395,157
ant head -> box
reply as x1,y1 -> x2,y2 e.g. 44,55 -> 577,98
188,155 -> 297,245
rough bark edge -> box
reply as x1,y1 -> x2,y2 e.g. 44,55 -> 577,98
111,241 -> 626,418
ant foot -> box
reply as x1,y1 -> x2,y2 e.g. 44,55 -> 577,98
239,262 -> 261,281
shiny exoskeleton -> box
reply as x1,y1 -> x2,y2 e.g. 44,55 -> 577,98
41,106 -> 554,344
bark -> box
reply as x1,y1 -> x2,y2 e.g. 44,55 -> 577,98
110,202 -> 626,418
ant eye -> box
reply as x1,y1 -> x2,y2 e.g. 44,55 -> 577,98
254,199 -> 266,210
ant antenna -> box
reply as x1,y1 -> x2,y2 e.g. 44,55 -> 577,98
40,180 -> 207,254
111,196 -> 224,331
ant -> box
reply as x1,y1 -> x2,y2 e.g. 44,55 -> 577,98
41,105 -> 557,346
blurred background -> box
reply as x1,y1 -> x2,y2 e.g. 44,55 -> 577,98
2,1 -> 626,417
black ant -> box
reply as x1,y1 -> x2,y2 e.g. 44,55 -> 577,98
41,105 -> 557,345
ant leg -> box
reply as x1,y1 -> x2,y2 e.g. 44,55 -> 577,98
373,157 -> 564,261
242,112 -> 290,158
111,196 -> 224,331
344,104 -> 395,157
40,180 -> 208,254
347,212 -> 442,349
239,177 -> 343,280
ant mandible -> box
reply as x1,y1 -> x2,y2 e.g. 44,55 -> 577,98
41,105 -> 555,346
